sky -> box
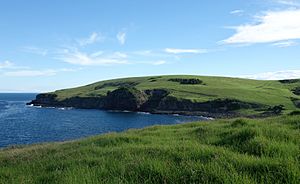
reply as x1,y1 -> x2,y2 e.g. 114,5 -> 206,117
1,0 -> 300,92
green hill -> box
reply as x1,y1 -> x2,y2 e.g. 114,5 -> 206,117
1,115 -> 299,183
29,75 -> 300,117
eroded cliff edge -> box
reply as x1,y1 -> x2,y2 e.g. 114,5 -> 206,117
27,87 -> 269,118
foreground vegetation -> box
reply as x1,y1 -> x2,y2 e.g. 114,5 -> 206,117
0,115 -> 299,183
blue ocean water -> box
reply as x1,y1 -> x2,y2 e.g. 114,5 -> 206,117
0,93 -> 205,148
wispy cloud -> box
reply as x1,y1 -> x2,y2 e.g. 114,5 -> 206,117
0,61 -> 29,70
230,9 -> 244,15
0,61 -> 14,69
152,60 -> 166,65
272,40 -> 298,47
133,50 -> 178,59
4,70 -> 57,77
164,48 -> 208,54
117,31 -> 126,45
133,50 -> 153,56
3,68 -> 79,77
276,0 -> 300,6
222,9 -> 300,44
21,46 -> 48,56
58,49 -> 128,66
77,32 -> 105,46
241,70 -> 300,80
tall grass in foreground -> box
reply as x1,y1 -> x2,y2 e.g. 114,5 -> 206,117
0,115 -> 299,184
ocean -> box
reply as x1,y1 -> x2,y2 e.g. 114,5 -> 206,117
0,93 -> 204,148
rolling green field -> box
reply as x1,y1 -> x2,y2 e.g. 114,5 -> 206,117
49,75 -> 300,114
0,115 -> 299,183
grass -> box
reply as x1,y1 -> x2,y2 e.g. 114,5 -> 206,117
49,75 -> 300,115
0,115 -> 299,183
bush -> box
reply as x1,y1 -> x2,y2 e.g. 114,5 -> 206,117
168,78 -> 203,85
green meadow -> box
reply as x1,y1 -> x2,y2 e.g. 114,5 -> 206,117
1,115 -> 299,184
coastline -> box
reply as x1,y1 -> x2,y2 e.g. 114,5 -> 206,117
27,103 -> 238,119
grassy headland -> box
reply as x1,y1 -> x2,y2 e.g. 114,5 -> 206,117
28,75 -> 300,117
0,115 -> 299,183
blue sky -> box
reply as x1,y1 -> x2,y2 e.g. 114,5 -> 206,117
1,0 -> 300,92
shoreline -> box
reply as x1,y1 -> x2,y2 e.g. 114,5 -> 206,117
27,103 -> 236,119
27,103 -> 281,119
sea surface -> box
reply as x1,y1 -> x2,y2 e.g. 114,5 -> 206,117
0,93 -> 205,148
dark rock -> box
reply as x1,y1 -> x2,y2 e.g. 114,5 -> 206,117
59,97 -> 105,109
156,97 -> 262,113
103,87 -> 148,111
27,93 -> 58,106
27,93 -> 105,109
141,89 -> 169,111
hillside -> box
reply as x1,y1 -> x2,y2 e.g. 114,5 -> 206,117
28,75 -> 300,117
0,115 -> 299,183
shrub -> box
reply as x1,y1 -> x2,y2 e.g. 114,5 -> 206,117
168,78 -> 203,85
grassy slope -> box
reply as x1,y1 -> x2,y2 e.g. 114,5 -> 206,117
0,115 -> 299,183
50,75 -> 300,114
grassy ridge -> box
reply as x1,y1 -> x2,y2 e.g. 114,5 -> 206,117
1,115 -> 299,183
50,75 -> 300,114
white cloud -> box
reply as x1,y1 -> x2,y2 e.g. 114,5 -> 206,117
3,68 -> 79,77
58,49 -> 128,66
230,9 -> 244,15
241,70 -> 300,80
152,60 -> 166,65
133,50 -> 178,59
133,50 -> 153,56
90,51 -> 104,57
272,40 -> 298,47
0,61 -> 32,71
22,46 -> 48,56
222,9 -> 300,44
277,0 -> 300,6
117,31 -> 126,45
4,70 -> 56,77
164,48 -> 208,54
0,61 -> 14,69
78,32 -> 105,46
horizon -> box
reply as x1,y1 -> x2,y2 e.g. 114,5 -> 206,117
0,74 -> 296,93
1,0 -> 300,92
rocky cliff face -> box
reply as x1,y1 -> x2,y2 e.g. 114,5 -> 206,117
103,87 -> 148,111
28,87 -> 264,117
27,94 -> 106,109
28,93 -> 59,106
156,96 -> 261,113
140,89 -> 169,111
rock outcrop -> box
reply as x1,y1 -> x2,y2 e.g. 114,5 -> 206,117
27,93 -> 106,109
103,87 -> 148,111
156,97 -> 261,113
